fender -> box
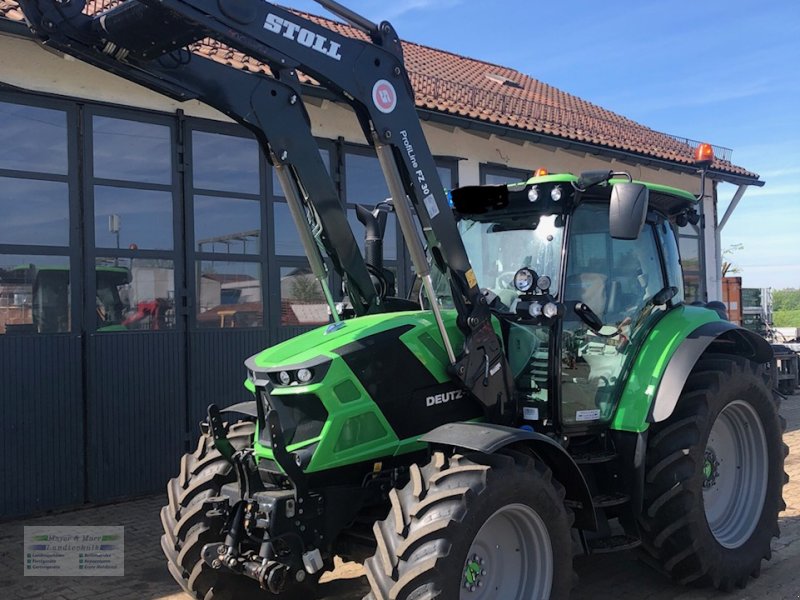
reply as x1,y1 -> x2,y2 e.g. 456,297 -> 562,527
420,422 -> 597,530
648,320 -> 773,423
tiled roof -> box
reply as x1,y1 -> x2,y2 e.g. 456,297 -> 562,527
0,1 -> 757,179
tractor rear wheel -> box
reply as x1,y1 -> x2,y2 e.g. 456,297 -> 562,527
364,450 -> 573,600
639,354 -> 788,591
160,421 -> 276,599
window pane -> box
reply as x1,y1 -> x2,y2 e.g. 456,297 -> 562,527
95,257 -> 175,331
272,148 -> 330,198
436,165 -> 453,191
0,177 -> 69,246
194,195 -> 260,255
280,265 -> 329,326
94,186 -> 173,250
0,102 -> 67,174
347,207 -> 398,261
345,153 -> 389,204
192,131 -> 259,194
679,236 -> 701,271
657,222 -> 685,304
484,171 -> 527,185
684,272 -> 702,304
93,116 -> 171,184
273,202 -> 305,256
197,261 -> 262,328
0,254 -> 70,334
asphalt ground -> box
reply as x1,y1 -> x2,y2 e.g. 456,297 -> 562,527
2,398 -> 799,600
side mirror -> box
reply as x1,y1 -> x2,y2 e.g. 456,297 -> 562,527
576,170 -> 612,190
609,183 -> 649,240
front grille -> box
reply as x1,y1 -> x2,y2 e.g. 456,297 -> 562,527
260,392 -> 327,446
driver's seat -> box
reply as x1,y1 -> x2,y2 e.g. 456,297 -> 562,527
565,272 -> 608,316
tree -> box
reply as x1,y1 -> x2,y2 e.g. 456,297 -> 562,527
774,288 -> 800,312
721,243 -> 744,277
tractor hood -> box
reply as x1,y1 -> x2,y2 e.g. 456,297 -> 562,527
244,310 -> 462,390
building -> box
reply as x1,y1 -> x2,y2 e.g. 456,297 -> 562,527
0,1 -> 763,516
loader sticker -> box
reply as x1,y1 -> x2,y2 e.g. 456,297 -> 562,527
372,79 -> 397,113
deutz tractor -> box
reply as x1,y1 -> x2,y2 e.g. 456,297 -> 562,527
18,1 -> 786,599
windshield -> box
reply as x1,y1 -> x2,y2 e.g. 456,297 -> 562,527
458,214 -> 564,307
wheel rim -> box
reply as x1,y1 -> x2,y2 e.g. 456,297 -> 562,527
461,503 -> 553,599
703,399 -> 769,549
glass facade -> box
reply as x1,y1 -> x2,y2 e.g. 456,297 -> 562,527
0,254 -> 70,334
93,116 -> 172,184
279,265 -> 328,327
197,260 -> 262,328
0,101 -> 68,174
0,177 -> 69,246
191,127 -> 265,329
193,131 -> 260,194
4,90 -> 702,341
95,256 -> 176,331
0,98 -> 72,334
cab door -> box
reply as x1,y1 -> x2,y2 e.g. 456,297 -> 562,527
559,203 -> 665,428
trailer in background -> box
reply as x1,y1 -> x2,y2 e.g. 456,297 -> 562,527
722,276 -> 742,325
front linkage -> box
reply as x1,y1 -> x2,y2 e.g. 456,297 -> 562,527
202,397 -> 324,594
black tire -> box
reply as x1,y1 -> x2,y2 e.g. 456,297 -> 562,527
160,421 -> 279,600
639,354 -> 788,591
363,450 -> 573,600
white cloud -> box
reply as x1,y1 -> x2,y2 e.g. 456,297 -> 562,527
379,0 -> 463,20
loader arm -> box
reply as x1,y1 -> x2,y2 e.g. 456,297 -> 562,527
18,0 -> 380,317
18,0 -> 514,422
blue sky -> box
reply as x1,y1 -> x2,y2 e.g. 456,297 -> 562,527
287,0 -> 800,290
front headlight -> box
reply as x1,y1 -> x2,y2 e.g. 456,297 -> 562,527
297,368 -> 313,383
513,268 -> 536,293
543,302 -> 559,319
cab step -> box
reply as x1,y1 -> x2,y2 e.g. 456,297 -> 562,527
592,492 -> 630,509
587,534 -> 641,554
571,450 -> 617,464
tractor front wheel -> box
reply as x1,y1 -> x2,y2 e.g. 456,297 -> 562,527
364,450 -> 573,600
160,421 -> 277,599
640,354 -> 788,591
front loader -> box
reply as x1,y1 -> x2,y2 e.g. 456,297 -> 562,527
18,1 -> 787,598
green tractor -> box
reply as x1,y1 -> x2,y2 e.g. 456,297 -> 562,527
19,1 -> 786,598
163,173 -> 785,599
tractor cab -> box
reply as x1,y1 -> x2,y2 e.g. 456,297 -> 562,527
450,171 -> 698,433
